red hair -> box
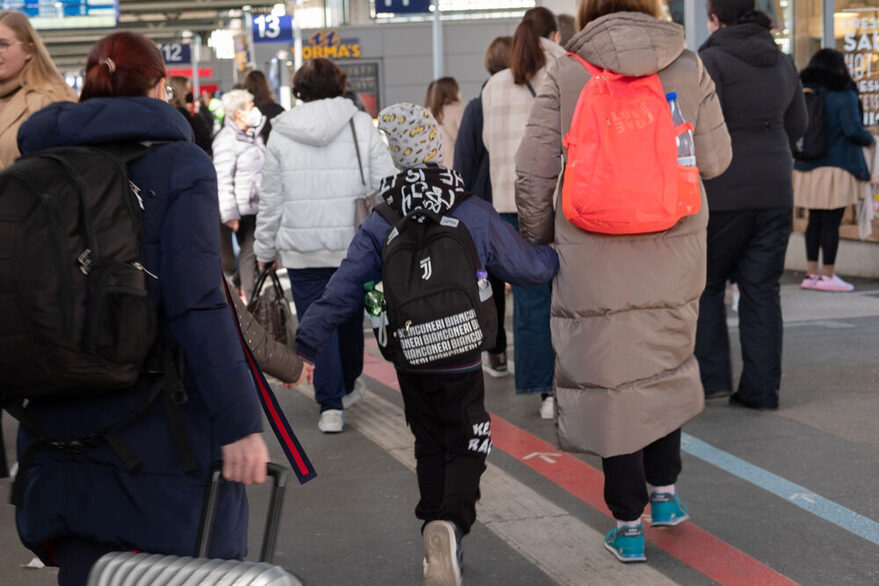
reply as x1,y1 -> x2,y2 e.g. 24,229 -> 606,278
80,32 -> 165,102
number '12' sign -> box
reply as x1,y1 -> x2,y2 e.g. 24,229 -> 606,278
161,43 -> 192,65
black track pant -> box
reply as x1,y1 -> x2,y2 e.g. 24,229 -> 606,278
487,273 -> 507,354
805,207 -> 846,265
398,368 -> 490,535
695,208 -> 791,408
601,429 -> 682,522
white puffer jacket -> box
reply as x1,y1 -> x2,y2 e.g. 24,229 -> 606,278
254,97 -> 396,268
212,120 -> 265,223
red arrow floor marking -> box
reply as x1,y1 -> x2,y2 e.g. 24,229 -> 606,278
360,350 -> 797,586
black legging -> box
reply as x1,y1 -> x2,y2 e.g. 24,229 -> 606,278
805,207 -> 846,265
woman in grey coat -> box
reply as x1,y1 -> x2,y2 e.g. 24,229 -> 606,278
213,89 -> 266,303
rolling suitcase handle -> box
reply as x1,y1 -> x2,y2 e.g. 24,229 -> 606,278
196,462 -> 288,563
87,462 -> 300,586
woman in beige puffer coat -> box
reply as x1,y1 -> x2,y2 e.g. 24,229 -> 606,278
515,0 -> 732,563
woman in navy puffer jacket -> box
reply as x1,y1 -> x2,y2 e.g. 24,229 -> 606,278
14,32 -> 269,586
793,48 -> 874,292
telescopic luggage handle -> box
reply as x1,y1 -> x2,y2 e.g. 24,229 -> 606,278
196,462 -> 288,563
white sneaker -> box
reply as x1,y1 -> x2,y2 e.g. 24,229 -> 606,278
318,409 -> 344,433
423,521 -> 462,586
540,395 -> 555,420
342,378 -> 366,409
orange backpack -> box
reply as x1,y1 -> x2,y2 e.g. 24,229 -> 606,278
561,54 -> 701,235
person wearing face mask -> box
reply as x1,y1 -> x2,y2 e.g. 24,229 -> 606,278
0,11 -> 75,170
212,89 -> 266,304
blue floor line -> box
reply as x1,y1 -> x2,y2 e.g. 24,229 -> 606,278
681,433 -> 879,546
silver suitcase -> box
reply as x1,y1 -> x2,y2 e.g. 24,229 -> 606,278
87,463 -> 302,586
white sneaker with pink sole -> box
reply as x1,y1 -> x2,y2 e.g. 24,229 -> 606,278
814,274 -> 854,292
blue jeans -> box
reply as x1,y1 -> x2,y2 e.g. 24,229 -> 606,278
288,267 -> 364,411
499,213 -> 554,395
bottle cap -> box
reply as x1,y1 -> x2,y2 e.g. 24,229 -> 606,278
364,281 -> 375,291
476,269 -> 488,279
666,91 -> 677,101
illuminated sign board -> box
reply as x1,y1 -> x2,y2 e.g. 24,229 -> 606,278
252,14 -> 294,44
301,30 -> 362,60
10,0 -> 117,30
161,43 -> 192,65
377,0 -> 431,13
836,10 -> 879,126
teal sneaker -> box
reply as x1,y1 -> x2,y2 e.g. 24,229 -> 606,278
649,491 -> 690,527
604,524 -> 646,563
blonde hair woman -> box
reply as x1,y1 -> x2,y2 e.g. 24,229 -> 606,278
0,11 -> 75,169
515,0 -> 731,563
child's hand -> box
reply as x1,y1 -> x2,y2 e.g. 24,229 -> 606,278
284,363 -> 314,388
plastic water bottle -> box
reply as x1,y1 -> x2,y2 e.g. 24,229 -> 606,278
476,269 -> 493,302
364,281 -> 383,318
666,92 -> 696,167
364,281 -> 388,347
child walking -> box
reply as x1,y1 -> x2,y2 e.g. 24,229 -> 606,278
294,103 -> 558,585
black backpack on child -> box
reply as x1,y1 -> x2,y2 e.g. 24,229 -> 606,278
0,143 -> 161,399
373,197 -> 497,370
793,87 -> 828,162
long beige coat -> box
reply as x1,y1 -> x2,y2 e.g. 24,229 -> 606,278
0,80 -> 76,170
515,12 -> 732,458
438,100 -> 466,168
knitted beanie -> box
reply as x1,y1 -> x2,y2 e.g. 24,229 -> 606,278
377,102 -> 444,169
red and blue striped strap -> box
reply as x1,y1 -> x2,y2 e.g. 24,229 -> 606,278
222,279 -> 317,484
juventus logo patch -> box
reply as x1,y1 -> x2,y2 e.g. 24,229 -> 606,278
419,257 -> 432,280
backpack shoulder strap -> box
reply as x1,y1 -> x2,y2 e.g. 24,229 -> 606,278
567,53 -> 602,77
374,201 -> 400,226
94,141 -> 168,165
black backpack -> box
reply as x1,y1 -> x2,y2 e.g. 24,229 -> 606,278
793,87 -> 828,162
374,198 -> 497,370
0,143 -> 161,400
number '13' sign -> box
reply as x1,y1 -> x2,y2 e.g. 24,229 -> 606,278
252,15 -> 294,43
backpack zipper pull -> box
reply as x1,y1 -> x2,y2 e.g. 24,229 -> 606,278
77,249 -> 93,275
131,261 -> 158,279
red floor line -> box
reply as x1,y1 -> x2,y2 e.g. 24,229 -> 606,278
359,353 -> 797,586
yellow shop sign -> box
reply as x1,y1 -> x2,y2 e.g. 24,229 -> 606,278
301,30 -> 362,60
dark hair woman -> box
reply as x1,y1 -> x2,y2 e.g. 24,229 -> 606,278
13,31 -> 270,584
696,0 -> 807,410
244,69 -> 285,143
255,57 -> 396,434
793,48 -> 873,292
292,57 -> 347,101
454,35 -> 513,376
516,0 -> 732,563
481,6 -> 564,417
425,76 -> 465,167
168,74 -> 214,155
